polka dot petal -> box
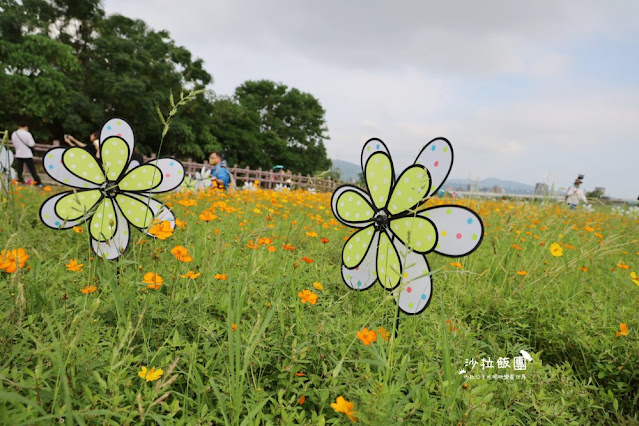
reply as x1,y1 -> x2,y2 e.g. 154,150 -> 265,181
114,194 -> 155,229
342,231 -> 379,291
387,165 -> 431,215
89,198 -> 117,242
389,216 -> 436,253
390,236 -> 432,315
100,118 -> 134,155
61,148 -> 105,185
366,152 -> 393,209
414,137 -> 453,198
377,232 -> 402,290
147,159 -> 186,193
91,202 -> 130,260
331,185 -> 375,228
40,191 -> 91,229
101,137 -> 130,181
419,205 -> 484,257
118,164 -> 162,192
342,225 -> 376,268
55,189 -> 102,221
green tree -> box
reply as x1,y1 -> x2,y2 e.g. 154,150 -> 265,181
234,80 -> 331,175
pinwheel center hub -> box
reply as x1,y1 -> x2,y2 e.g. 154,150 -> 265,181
373,210 -> 389,230
102,182 -> 119,198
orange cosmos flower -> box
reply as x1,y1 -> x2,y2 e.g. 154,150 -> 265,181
298,289 -> 318,304
175,218 -> 186,228
616,323 -> 628,337
378,327 -> 390,342
584,226 -> 594,232
298,395 -> 306,405
246,240 -> 259,250
214,273 -> 228,280
617,261 -> 630,270
66,259 -> 84,272
356,328 -> 377,346
312,281 -> 324,290
170,245 -> 193,262
516,270 -> 527,276
294,372 -> 306,377
181,271 -> 201,279
512,244 -> 523,250
320,237 -> 330,244
306,231 -> 318,238
331,396 -> 358,423
43,186 -> 51,191
283,244 -> 296,251
178,199 -> 196,207
231,323 -> 238,332
580,266 -> 589,272
0,248 -> 29,273
549,243 -> 563,257
267,245 -> 277,253
142,272 -> 163,290
258,237 -> 272,245
199,211 -> 218,221
148,220 -> 174,240
449,262 -> 463,269
301,256 -> 313,264
81,285 -> 97,294
73,226 -> 84,234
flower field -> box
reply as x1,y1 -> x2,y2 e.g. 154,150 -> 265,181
0,185 -> 637,424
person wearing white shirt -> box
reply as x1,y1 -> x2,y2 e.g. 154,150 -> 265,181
565,179 -> 586,210
11,123 -> 43,187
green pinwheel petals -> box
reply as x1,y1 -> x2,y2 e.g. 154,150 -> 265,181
115,194 -> 154,229
389,216 -> 436,253
387,165 -> 430,215
377,232 -> 401,290
55,190 -> 102,221
342,225 -> 375,268
365,152 -> 393,209
118,164 -> 162,192
101,137 -> 130,181
89,198 -> 117,241
335,190 -> 374,223
63,148 -> 105,185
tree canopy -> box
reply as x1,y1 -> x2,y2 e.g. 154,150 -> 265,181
0,0 -> 331,175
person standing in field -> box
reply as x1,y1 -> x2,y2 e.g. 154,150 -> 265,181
11,122 -> 43,187
208,151 -> 231,189
565,178 -> 587,210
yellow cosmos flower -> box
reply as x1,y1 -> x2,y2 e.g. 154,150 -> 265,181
138,366 -> 163,382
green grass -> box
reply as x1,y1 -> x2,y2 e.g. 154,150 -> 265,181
0,187 -> 637,424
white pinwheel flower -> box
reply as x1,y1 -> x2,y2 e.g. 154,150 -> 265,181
194,166 -> 212,191
331,138 -> 484,315
39,118 -> 185,260
0,145 -> 16,191
274,183 -> 289,192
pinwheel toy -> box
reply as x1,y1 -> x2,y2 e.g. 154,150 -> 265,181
39,118 -> 185,260
194,165 -> 212,192
331,138 -> 484,317
0,145 -> 16,193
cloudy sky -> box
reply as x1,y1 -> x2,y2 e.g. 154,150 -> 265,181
103,0 -> 639,199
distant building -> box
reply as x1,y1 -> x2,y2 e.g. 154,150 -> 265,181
534,183 -> 549,196
493,185 -> 505,194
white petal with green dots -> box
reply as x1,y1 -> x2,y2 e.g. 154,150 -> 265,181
389,216 -> 436,253
92,203 -> 130,260
44,148 -> 100,189
387,165 -> 430,215
115,194 -> 154,229
342,231 -> 379,291
342,225 -> 376,268
377,232 -> 402,290
62,148 -> 105,185
89,198 -> 117,242
389,236 -> 433,315
126,193 -> 176,235
414,138 -> 453,198
420,205 -> 484,257
101,137 -> 130,181
147,159 -> 185,193
100,118 -> 134,154
55,189 -> 102,221
118,164 -> 162,192
366,152 -> 393,209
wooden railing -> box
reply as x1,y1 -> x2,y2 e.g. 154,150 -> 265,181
22,141 -> 337,192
